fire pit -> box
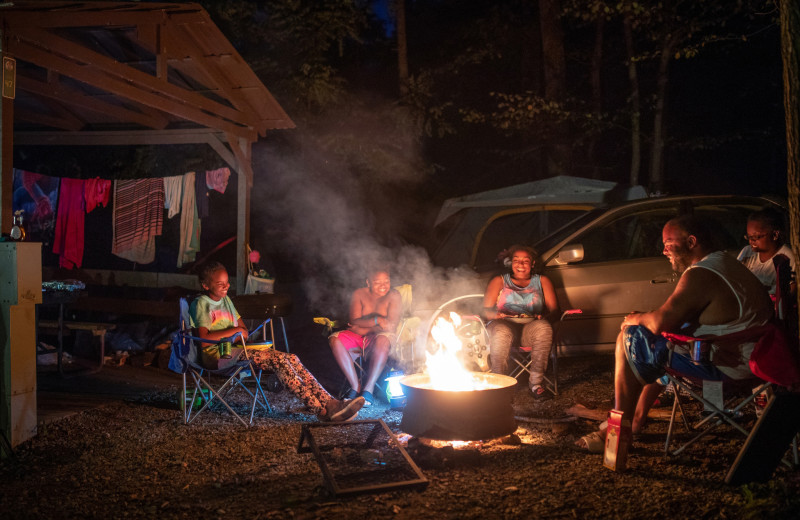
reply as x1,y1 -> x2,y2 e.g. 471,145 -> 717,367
399,372 -> 517,441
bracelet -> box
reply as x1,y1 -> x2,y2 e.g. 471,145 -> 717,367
374,316 -> 378,326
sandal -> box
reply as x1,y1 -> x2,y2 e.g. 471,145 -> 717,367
320,396 -> 365,422
360,390 -> 374,407
575,430 -> 606,454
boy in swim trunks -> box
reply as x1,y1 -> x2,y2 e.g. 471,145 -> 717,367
329,267 -> 402,406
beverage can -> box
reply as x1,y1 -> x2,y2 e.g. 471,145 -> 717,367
690,340 -> 707,364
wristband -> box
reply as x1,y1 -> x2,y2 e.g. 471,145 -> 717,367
374,316 -> 378,326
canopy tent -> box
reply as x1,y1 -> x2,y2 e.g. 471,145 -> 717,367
432,176 -> 647,269
0,1 -> 294,292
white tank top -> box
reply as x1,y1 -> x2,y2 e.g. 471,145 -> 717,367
685,251 -> 772,379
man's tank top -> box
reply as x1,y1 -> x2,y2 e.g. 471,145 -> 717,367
685,251 -> 772,379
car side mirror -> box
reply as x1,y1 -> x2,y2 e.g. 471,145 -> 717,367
548,243 -> 584,266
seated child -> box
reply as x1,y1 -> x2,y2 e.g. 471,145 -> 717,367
190,261 -> 364,421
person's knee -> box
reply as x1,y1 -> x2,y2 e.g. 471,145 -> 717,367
521,321 -> 552,350
615,329 -> 627,357
489,328 -> 513,347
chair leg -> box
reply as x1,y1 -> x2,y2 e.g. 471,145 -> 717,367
182,373 -> 189,424
190,368 -> 252,427
279,317 -> 290,352
247,368 -> 272,422
550,344 -> 558,396
665,392 -> 681,456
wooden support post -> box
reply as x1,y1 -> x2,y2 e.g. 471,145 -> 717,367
0,46 -> 14,235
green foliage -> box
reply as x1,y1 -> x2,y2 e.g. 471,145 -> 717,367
564,0 -> 777,63
197,0 -> 369,116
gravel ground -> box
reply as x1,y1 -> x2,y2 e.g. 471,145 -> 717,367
3,349 -> 800,520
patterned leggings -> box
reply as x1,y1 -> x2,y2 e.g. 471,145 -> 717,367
248,349 -> 331,415
488,318 -> 553,387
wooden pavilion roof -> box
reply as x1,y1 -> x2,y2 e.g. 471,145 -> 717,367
1,1 -> 294,148
0,1 -> 295,293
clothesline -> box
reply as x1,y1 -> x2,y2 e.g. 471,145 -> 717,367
12,167 -> 231,269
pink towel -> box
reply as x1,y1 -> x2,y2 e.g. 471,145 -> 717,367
205,167 -> 231,194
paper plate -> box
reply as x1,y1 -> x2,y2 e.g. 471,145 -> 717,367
506,317 -> 535,324
247,342 -> 274,351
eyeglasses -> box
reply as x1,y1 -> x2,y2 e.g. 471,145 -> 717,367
744,233 -> 770,242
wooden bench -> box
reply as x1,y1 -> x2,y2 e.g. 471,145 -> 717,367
38,320 -> 116,374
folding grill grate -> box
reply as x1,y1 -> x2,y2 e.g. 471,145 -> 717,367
297,419 -> 428,496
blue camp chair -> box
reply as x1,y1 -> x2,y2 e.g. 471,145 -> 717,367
169,298 -> 271,426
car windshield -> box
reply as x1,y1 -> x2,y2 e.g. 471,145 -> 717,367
533,208 -> 607,254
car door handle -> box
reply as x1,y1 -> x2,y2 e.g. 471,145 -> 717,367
650,273 -> 678,284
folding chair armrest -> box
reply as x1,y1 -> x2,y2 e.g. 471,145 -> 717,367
247,319 -> 270,338
180,331 -> 218,346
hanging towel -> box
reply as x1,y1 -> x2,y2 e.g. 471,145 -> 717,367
84,177 -> 111,213
112,178 -> 164,264
163,175 -> 183,218
53,178 -> 86,269
178,172 -> 201,267
195,168 -> 209,219
206,167 -> 231,194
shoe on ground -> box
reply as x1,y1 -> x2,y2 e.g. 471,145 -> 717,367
575,430 -> 606,453
324,396 -> 365,422
530,385 -> 551,400
360,390 -> 374,407
343,388 -> 359,400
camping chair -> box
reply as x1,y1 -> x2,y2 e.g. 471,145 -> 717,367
508,309 -> 583,396
662,254 -> 800,461
662,339 -> 772,458
234,292 -> 292,353
169,298 -> 272,427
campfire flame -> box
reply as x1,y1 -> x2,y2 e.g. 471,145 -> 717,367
425,312 -> 493,391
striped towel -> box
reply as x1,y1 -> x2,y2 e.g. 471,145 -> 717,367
112,178 -> 165,264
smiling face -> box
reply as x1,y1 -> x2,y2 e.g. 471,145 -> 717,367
202,268 -> 230,301
367,270 -> 391,298
510,250 -> 533,279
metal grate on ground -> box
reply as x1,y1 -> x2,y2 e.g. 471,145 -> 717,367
297,419 -> 428,497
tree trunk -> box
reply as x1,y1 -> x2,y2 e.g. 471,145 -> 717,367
780,0 -> 800,324
623,12 -> 641,188
539,0 -> 569,176
587,16 -> 605,179
395,0 -> 409,98
649,35 -> 679,194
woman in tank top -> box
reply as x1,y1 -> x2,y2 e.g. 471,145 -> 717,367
482,244 -> 560,399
